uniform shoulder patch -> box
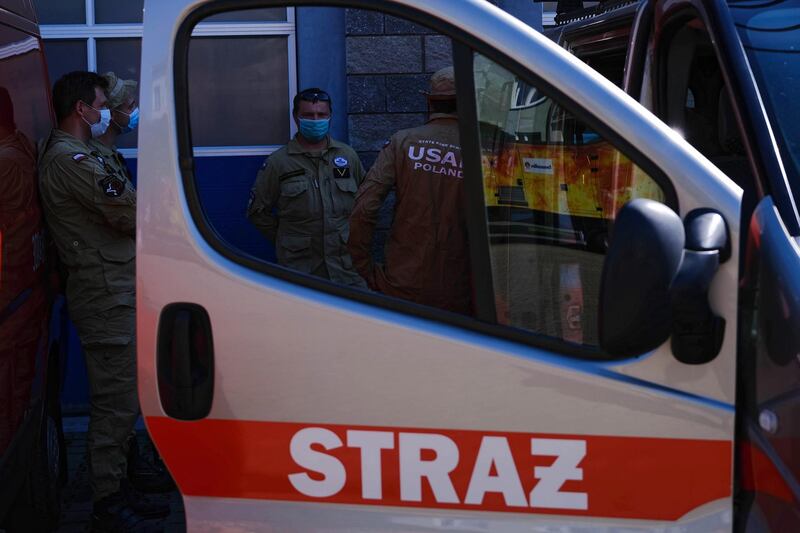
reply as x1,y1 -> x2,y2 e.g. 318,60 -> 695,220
99,175 -> 125,197
333,156 -> 349,168
72,153 -> 88,162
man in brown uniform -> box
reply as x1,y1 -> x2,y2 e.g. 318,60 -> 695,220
38,71 -> 162,531
349,67 -> 472,314
247,87 -> 366,288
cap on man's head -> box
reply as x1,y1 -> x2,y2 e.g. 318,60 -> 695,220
103,71 -> 138,109
423,66 -> 456,100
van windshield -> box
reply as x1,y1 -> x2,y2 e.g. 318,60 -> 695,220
729,0 -> 800,200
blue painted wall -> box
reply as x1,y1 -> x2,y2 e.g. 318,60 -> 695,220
296,7 -> 348,141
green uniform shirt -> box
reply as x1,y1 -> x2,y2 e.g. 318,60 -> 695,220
38,129 -> 136,323
247,136 -> 367,288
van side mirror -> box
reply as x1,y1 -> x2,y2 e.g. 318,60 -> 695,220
599,200 -> 685,357
669,209 -> 728,364
599,200 -> 729,362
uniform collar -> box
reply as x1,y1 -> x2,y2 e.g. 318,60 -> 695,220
52,127 -> 90,144
287,134 -> 339,156
88,138 -> 117,156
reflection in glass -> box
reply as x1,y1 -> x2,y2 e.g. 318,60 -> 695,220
41,40 -> 88,94
96,38 -> 141,84
96,39 -> 141,149
204,8 -> 287,22
94,0 -> 144,24
188,36 -> 289,146
474,53 -> 665,345
0,26 -> 53,456
33,0 -> 85,24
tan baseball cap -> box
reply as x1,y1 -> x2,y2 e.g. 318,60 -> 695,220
103,71 -> 138,109
422,66 -> 456,100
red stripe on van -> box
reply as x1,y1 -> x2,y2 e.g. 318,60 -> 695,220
146,417 -> 731,521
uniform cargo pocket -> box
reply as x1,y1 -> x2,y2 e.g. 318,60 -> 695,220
332,178 -> 357,214
281,180 -> 309,197
98,240 -> 136,293
279,179 -> 312,219
277,234 -> 313,273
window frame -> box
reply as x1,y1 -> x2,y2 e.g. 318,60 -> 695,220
173,0 -> 678,361
38,0 -> 297,159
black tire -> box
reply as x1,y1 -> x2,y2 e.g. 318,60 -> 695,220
7,411 -> 63,532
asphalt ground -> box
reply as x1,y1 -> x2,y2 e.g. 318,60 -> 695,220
56,417 -> 186,533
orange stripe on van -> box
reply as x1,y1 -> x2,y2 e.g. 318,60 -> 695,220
146,417 -> 731,521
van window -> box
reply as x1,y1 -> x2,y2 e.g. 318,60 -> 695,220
565,28 -> 630,88
176,4 -> 672,356
473,52 -> 666,346
661,18 -> 753,189
34,0 -> 85,24
729,0 -> 800,204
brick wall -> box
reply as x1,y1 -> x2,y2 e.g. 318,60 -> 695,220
345,9 -> 453,171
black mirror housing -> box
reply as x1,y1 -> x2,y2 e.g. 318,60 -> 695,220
599,201 -> 730,362
670,209 -> 729,364
599,199 -> 685,357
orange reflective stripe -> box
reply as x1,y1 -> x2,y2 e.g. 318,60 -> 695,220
147,417 -> 731,521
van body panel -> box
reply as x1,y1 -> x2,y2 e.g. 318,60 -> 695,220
139,0 -> 745,528
0,1 -> 63,527
180,496 -> 733,532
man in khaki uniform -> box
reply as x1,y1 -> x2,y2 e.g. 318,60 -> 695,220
247,88 -> 366,288
349,67 -> 472,314
89,72 -> 138,184
38,71 -> 158,531
88,71 -> 175,497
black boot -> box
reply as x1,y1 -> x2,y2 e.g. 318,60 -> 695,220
127,434 -> 176,493
90,491 -> 163,532
121,479 -> 171,519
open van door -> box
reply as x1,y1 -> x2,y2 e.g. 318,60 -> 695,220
138,0 -> 743,529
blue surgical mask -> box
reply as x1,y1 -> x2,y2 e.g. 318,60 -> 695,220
81,102 -> 111,138
116,107 -> 140,134
298,118 -> 330,142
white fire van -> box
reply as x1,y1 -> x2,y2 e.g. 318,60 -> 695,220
136,0 -> 799,530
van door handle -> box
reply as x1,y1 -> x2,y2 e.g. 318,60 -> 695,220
157,303 -> 214,420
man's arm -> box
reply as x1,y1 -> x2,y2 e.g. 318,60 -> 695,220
348,140 -> 396,289
352,150 -> 366,187
60,155 -> 136,237
246,160 -> 280,243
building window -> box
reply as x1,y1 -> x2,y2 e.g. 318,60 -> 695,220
35,0 -> 296,157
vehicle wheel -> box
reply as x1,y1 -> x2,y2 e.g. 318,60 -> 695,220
7,412 -> 62,532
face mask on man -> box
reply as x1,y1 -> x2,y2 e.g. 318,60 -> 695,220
115,107 -> 140,134
81,101 -> 111,138
298,117 -> 330,142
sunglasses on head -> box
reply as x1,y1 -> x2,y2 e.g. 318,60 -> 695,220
297,89 -> 331,103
